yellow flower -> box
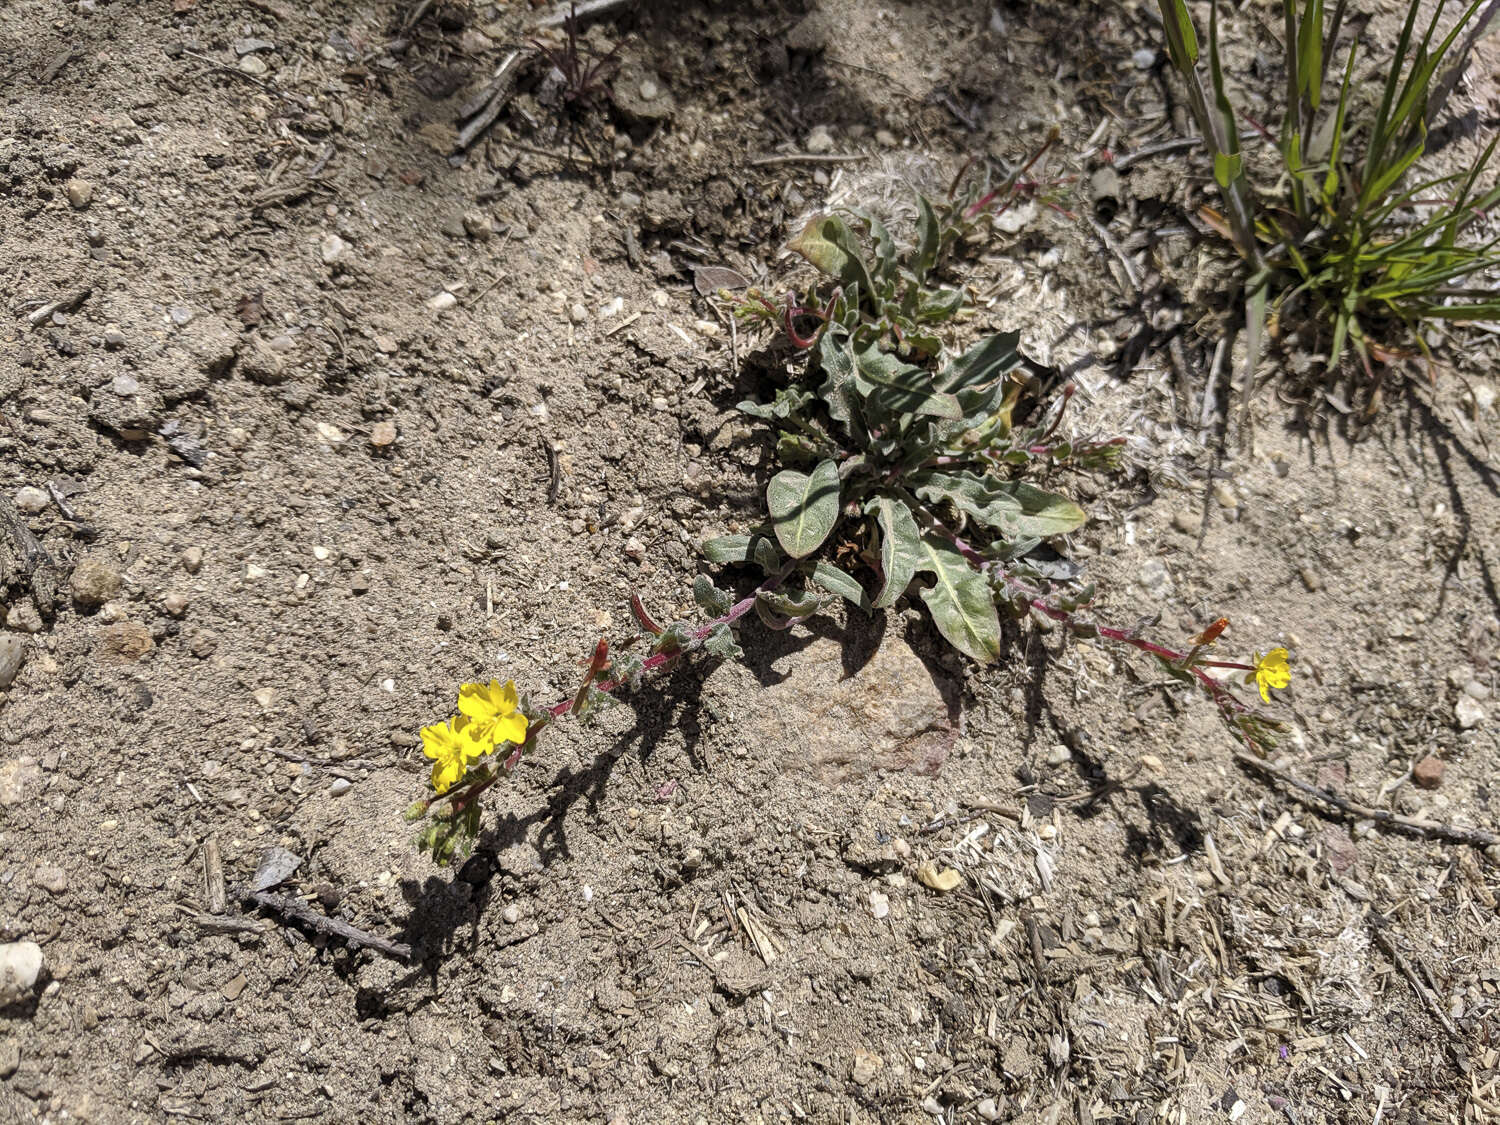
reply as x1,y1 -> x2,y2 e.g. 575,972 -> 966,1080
1247,648 -> 1291,703
421,715 -> 486,795
457,679 -> 529,748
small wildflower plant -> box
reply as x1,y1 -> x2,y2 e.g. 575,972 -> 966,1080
406,172 -> 1294,864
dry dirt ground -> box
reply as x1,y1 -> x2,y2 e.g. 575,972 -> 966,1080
3,0 -> 1500,1123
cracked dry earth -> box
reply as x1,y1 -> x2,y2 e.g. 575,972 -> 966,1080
2,0 -> 1500,1123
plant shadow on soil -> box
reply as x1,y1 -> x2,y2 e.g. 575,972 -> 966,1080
386,606 -> 935,968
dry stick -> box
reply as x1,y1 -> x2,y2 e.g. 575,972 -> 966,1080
1084,215 -> 1141,294
202,835 -> 227,916
748,152 -> 870,167
456,49 -> 527,151
1371,927 -> 1463,1044
534,0 -> 632,28
243,888 -> 412,961
1234,752 -> 1500,849
1111,128 -> 1264,172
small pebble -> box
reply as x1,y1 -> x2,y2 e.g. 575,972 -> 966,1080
112,374 -> 139,397
638,77 -> 659,100
239,55 -> 268,76
70,558 -> 122,607
502,904 -> 520,924
0,635 -> 26,689
169,306 -> 196,327
0,942 -> 43,1007
33,866 -> 67,894
461,211 -> 493,240
320,234 -> 349,265
161,592 -> 190,617
1455,695 -> 1486,730
1170,511 -> 1197,535
328,778 -> 352,797
13,487 -> 49,515
568,302 -> 588,324
180,545 -> 205,573
426,291 -> 457,312
1132,48 -> 1158,69
1413,754 -> 1445,789
1045,744 -> 1071,766
65,178 -> 94,210
5,604 -> 43,634
805,125 -> 835,154
368,421 -> 398,448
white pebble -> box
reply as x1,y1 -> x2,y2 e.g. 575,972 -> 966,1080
13,487 -> 48,515
320,234 -> 349,265
328,778 -> 352,796
425,291 -> 458,312
0,942 -> 43,1007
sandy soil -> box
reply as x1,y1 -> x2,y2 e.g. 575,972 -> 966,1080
1,1 -> 1498,1123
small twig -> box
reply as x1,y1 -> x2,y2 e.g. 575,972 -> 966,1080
189,912 -> 274,936
243,888 -> 412,961
748,152 -> 870,167
673,934 -> 720,974
1371,926 -> 1463,1043
498,137 -> 605,169
456,49 -> 528,151
534,0 -> 633,28
542,438 -> 562,506
179,49 -> 304,107
1111,128 -> 1263,173
1084,216 -> 1141,293
1236,753 -> 1500,849
25,287 -> 92,326
202,835 -> 226,915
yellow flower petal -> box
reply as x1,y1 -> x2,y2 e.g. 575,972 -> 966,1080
1252,648 -> 1291,703
420,719 -> 459,762
489,710 -> 529,747
430,754 -> 465,795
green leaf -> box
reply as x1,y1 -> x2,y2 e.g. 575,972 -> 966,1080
852,344 -> 962,420
937,332 -> 1021,392
916,288 -> 965,322
693,575 -> 733,617
913,471 -> 1022,530
787,214 -> 874,294
1157,0 -> 1200,70
991,481 -> 1089,537
913,194 -> 940,281
701,532 -> 783,573
915,535 -> 1002,663
850,206 -> 898,286
816,329 -> 858,424
701,622 -> 743,660
1212,150 -> 1242,189
869,497 -> 921,609
809,561 -> 872,611
758,589 -> 821,618
766,459 -> 841,558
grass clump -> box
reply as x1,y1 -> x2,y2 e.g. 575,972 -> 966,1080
1156,0 -> 1500,407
